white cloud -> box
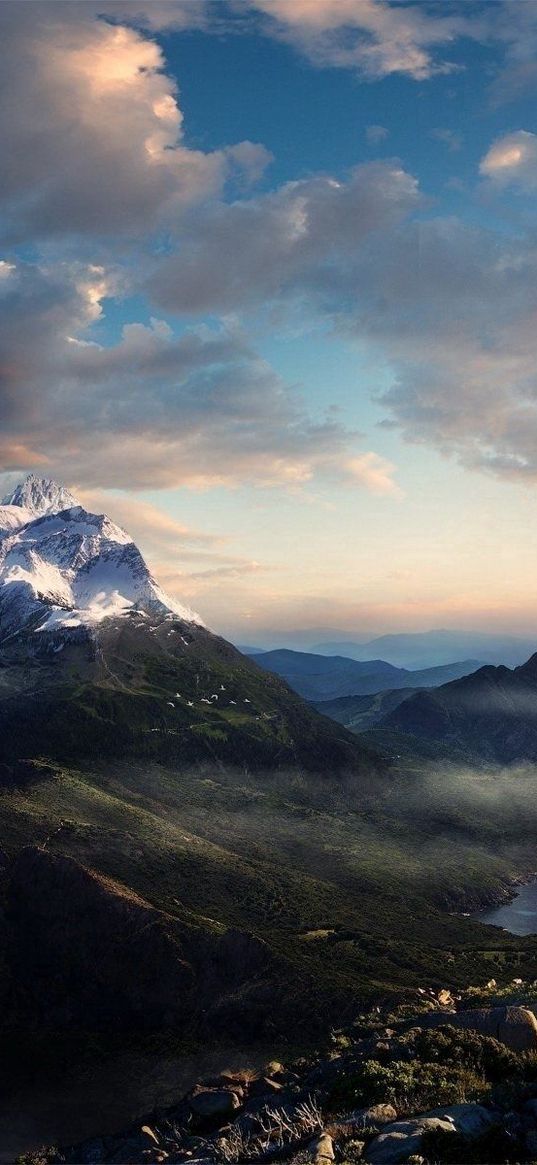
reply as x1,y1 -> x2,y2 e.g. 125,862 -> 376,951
0,260 -> 394,496
249,0 -> 468,79
344,453 -> 402,497
480,130 -> 537,188
0,3 -> 269,243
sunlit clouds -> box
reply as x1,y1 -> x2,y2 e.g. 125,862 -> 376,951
2,0 -> 537,636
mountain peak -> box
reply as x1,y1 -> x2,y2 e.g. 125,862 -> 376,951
0,477 -> 203,637
3,474 -> 79,516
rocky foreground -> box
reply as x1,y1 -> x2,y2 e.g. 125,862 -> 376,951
21,989 -> 537,1165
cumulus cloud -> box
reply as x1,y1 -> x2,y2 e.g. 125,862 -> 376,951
480,130 -> 537,188
148,161 -> 421,314
0,2 -> 270,243
145,158 -> 537,485
249,0 -> 468,79
0,258 -> 395,494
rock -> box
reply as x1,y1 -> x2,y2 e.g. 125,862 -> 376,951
309,1132 -> 335,1163
364,1104 -> 496,1164
110,1138 -> 159,1163
408,1005 -> 537,1052
365,1117 -> 456,1163
350,1104 -> 397,1129
423,1104 -> 496,1138
249,1075 -> 284,1097
189,1089 -> 242,1119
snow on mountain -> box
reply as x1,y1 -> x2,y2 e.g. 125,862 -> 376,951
3,474 -> 79,516
0,476 -> 203,640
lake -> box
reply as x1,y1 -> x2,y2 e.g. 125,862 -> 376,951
476,879 -> 537,936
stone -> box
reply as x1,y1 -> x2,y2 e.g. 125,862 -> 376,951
409,1005 -> 537,1052
364,1118 -> 456,1164
364,1104 -> 496,1164
310,1132 -> 335,1163
249,1075 -> 284,1097
350,1104 -> 397,1129
189,1089 -> 242,1118
110,1138 -> 159,1163
424,1104 -> 496,1138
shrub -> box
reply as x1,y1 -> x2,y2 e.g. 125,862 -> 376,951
328,1058 -> 486,1114
401,1025 -> 519,1082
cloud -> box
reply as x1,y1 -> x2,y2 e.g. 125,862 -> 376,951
144,157 -> 537,486
0,2 -> 270,244
76,491 -> 221,551
0,258 -> 396,495
249,0 -> 468,79
366,124 -> 389,145
430,127 -> 462,152
343,452 -> 401,496
147,161 -> 421,314
480,130 -> 537,189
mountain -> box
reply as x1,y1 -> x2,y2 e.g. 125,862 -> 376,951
313,687 -> 425,732
251,648 -> 483,702
0,473 -> 201,640
383,652 -> 537,763
0,476 -> 378,774
311,630 -> 535,670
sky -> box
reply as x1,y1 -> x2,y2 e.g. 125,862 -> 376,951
2,0 -> 537,643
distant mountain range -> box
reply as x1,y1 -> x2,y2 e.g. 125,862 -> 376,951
241,629 -> 535,670
251,648 -> 484,702
310,630 -> 536,671
383,653 -> 537,763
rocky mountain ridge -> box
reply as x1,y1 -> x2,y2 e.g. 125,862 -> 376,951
0,475 -> 201,640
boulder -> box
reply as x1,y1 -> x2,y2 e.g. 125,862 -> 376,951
408,1005 -> 537,1052
189,1089 -> 242,1119
249,1075 -> 284,1097
364,1104 -> 496,1164
423,1103 -> 496,1138
364,1117 -> 456,1163
310,1132 -> 335,1163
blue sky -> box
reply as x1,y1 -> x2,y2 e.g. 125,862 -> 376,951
2,0 -> 537,640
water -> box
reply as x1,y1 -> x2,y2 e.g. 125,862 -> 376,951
476,878 -> 537,936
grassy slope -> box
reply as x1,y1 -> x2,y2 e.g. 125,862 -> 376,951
3,755 -> 537,1010
0,616 -> 378,774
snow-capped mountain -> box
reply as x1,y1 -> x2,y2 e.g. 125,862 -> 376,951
0,475 -> 203,640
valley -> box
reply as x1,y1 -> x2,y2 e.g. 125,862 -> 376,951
3,480 -> 537,1161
